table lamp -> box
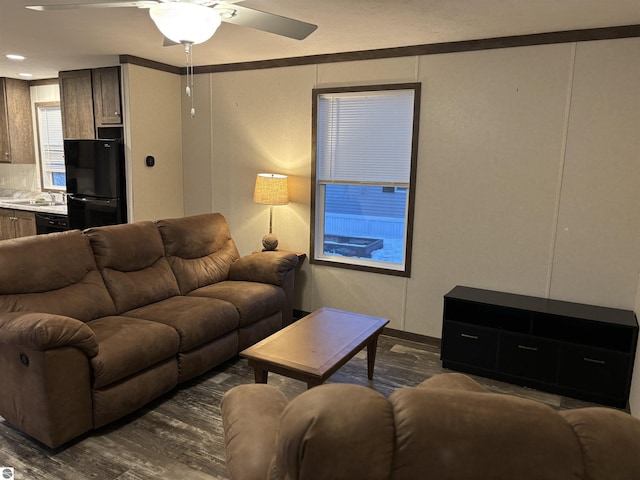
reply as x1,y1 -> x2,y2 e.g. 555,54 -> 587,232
253,173 -> 289,250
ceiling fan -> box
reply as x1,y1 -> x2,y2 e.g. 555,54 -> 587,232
26,0 -> 317,118
25,0 -> 318,42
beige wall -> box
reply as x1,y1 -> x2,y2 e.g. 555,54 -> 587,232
182,74 -> 213,215
550,39 -> 640,307
182,37 -> 640,415
122,63 -> 184,222
407,44 -> 575,334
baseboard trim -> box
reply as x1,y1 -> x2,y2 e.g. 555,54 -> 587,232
383,327 -> 441,347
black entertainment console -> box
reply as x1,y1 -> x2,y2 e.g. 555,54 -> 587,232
441,285 -> 638,408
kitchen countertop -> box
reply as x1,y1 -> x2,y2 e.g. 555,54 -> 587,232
0,199 -> 68,215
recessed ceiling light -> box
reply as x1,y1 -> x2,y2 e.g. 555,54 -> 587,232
18,73 -> 33,78
6,54 -> 26,61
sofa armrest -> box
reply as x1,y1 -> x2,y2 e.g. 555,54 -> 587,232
221,384 -> 289,480
229,251 -> 299,286
0,312 -> 98,357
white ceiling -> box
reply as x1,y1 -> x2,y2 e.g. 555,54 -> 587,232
1,0 -> 640,80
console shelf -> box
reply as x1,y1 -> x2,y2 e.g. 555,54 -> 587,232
441,285 -> 638,408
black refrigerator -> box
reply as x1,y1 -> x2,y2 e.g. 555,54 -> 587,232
64,139 -> 127,230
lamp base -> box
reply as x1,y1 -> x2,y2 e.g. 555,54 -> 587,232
262,233 -> 279,251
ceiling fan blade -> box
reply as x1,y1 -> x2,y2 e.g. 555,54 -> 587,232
218,4 -> 317,40
26,1 -> 158,11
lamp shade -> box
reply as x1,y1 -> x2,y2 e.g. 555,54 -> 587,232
149,2 -> 222,45
254,173 -> 289,205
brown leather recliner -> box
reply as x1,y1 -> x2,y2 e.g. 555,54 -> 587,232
221,373 -> 640,480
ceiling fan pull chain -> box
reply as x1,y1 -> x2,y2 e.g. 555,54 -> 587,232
184,43 -> 191,98
190,45 -> 195,118
183,42 -> 196,118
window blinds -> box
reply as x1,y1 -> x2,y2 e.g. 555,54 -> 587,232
37,104 -> 65,176
317,90 -> 415,184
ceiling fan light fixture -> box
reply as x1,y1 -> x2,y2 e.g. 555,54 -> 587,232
149,2 -> 222,45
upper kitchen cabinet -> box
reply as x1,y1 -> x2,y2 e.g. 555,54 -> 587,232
0,78 -> 35,164
59,66 -> 123,139
59,69 -> 95,139
92,67 -> 122,127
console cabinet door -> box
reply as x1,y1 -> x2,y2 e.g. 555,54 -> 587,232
559,345 -> 631,399
497,333 -> 559,383
59,70 -> 95,139
442,321 -> 498,370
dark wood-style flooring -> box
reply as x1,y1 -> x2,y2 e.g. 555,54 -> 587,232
0,334 -> 606,479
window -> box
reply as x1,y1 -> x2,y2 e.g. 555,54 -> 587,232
311,83 -> 421,276
35,102 -> 65,191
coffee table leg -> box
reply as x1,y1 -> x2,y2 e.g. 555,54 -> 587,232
254,368 -> 268,384
307,378 -> 323,389
249,360 -> 269,384
367,334 -> 380,380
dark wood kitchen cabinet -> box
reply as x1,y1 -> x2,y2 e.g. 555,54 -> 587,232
59,69 -> 95,139
0,77 -> 35,164
92,66 -> 122,127
59,66 -> 122,139
0,209 -> 36,240
441,285 -> 638,408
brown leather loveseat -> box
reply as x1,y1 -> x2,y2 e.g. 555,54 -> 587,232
0,213 -> 298,448
221,373 -> 640,479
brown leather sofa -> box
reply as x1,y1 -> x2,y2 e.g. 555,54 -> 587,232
0,213 -> 298,448
221,373 -> 640,480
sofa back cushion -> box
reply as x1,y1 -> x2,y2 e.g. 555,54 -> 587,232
86,221 -> 180,313
156,213 -> 241,295
0,230 -> 116,321
559,408 -> 640,479
389,387 -> 585,479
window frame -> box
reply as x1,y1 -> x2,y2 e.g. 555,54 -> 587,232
310,82 -> 421,277
34,101 -> 66,192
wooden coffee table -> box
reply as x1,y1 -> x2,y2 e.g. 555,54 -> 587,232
240,307 -> 389,388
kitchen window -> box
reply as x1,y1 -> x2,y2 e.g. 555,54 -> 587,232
311,83 -> 421,276
35,102 -> 65,191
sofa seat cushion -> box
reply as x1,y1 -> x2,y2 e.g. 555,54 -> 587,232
188,281 -> 285,327
92,357 -> 178,429
123,295 -> 240,352
87,316 -> 180,389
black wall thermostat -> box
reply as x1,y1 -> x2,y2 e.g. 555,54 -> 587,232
145,156 -> 155,167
